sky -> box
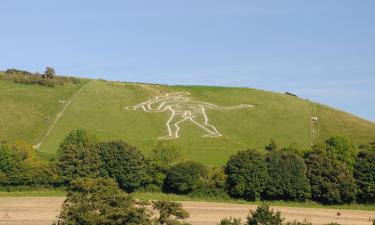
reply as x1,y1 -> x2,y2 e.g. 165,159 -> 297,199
1,0 -> 374,122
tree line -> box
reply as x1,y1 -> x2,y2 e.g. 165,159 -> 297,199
0,67 -> 80,87
1,129 -> 375,206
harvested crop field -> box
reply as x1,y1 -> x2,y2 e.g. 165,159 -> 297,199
0,197 -> 374,225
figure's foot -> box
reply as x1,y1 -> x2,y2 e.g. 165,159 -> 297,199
203,133 -> 222,138
158,135 -> 178,140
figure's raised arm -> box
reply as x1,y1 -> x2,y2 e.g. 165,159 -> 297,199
195,102 -> 254,110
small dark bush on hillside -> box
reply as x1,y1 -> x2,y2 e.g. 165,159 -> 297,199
285,92 -> 298,97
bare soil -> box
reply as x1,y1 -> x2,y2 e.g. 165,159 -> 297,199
0,197 -> 374,225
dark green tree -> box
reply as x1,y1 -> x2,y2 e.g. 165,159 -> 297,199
265,151 -> 310,201
57,130 -> 102,182
225,150 -> 267,201
354,150 -> 375,203
98,141 -> 149,192
152,201 -> 190,225
246,204 -> 284,225
54,178 -> 153,225
163,161 -> 208,194
304,149 -> 356,204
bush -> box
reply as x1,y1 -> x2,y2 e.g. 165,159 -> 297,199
153,201 -> 191,225
54,178 -> 153,225
354,150 -> 375,203
98,141 -> 149,192
1,68 -> 80,87
219,217 -> 242,225
225,150 -> 267,201
163,161 -> 208,194
325,136 -> 357,170
57,130 -> 102,182
246,204 -> 284,225
304,148 -> 356,204
265,151 -> 310,201
0,141 -> 57,186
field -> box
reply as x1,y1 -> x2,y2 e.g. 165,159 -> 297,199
0,197 -> 374,225
1,78 -> 375,165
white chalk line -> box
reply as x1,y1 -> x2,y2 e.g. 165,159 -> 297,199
33,81 -> 91,150
126,92 -> 253,139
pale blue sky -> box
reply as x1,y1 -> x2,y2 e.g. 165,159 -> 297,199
1,0 -> 374,121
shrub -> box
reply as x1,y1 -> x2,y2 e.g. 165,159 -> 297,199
54,178 -> 153,225
246,204 -> 284,225
225,150 -> 267,201
219,217 -> 242,225
164,161 -> 208,194
325,136 -> 357,170
57,130 -> 102,182
304,148 -> 356,204
265,151 -> 310,201
354,150 -> 375,203
153,201 -> 191,225
98,141 -> 149,192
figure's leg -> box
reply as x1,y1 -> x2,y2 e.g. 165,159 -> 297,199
159,113 -> 188,139
189,113 -> 222,137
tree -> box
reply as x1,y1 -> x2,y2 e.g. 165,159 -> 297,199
265,151 -> 310,201
219,217 -> 242,225
325,136 -> 357,170
304,149 -> 356,204
163,161 -> 208,194
150,141 -> 186,167
354,150 -> 375,203
225,150 -> 267,201
246,204 -> 284,225
43,67 -> 55,79
57,130 -> 102,182
152,201 -> 191,225
98,141 -> 149,192
54,178 -> 153,225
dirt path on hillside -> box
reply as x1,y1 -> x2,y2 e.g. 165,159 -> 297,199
0,197 -> 374,225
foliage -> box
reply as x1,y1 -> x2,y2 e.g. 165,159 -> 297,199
43,67 -> 55,79
246,204 -> 284,225
98,140 -> 149,192
57,130 -> 102,182
325,136 -> 357,170
354,149 -> 375,203
163,161 -> 208,194
150,141 -> 186,167
304,148 -> 356,204
219,217 -> 242,225
265,151 -> 310,201
54,177 -> 153,225
225,150 -> 267,201
1,68 -> 79,87
0,141 -> 56,186
152,201 -> 191,225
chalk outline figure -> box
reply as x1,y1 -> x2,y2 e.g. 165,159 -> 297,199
126,92 -> 253,139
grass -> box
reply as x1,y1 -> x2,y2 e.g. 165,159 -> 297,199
1,78 -> 375,165
0,189 -> 66,197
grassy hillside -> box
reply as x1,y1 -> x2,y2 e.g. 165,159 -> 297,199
1,78 -> 374,165
0,78 -> 86,145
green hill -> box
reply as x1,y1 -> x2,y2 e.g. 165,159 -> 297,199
1,77 -> 374,165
